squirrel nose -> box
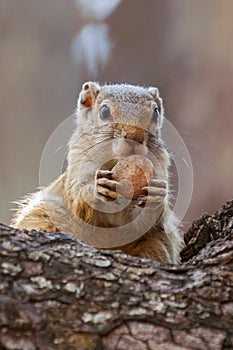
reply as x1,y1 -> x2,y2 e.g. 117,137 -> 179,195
126,139 -> 137,148
123,128 -> 145,145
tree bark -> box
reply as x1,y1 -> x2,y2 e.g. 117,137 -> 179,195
0,200 -> 232,350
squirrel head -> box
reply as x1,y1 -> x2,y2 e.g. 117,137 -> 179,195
77,81 -> 164,128
74,82 -> 167,158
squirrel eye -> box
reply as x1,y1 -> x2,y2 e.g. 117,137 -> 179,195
100,105 -> 112,120
152,107 -> 159,123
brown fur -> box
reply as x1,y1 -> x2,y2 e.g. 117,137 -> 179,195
11,82 -> 184,263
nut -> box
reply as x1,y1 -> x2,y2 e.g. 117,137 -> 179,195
112,155 -> 155,200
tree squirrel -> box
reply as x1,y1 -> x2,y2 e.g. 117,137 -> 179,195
11,82 -> 184,263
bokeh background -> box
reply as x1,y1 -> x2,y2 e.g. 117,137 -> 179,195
0,0 -> 232,228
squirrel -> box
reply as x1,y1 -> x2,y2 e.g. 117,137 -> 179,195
11,82 -> 184,263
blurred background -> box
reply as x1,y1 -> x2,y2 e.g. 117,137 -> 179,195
0,0 -> 232,228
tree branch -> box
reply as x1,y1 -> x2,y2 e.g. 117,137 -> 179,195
0,200 -> 232,350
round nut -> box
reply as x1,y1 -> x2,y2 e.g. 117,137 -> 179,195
112,155 -> 155,200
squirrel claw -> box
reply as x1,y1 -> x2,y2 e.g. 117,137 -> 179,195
96,170 -> 113,180
137,179 -> 168,209
95,170 -> 121,202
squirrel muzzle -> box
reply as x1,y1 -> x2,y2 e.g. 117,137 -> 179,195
113,124 -> 147,157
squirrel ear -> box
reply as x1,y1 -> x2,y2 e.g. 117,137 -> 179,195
78,81 -> 100,108
148,86 -> 164,128
148,87 -> 164,114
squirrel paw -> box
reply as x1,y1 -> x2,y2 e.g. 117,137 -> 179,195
94,170 -> 122,202
137,179 -> 168,209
